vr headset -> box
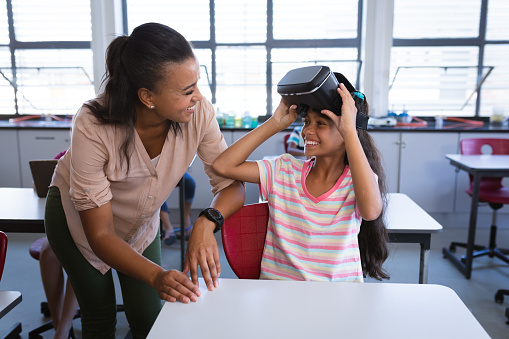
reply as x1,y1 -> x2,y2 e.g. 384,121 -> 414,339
276,65 -> 369,130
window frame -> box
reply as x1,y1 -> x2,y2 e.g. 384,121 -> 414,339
391,0 -> 509,117
0,0 -> 91,119
122,0 -> 364,117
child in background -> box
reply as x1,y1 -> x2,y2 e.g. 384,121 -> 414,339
213,83 -> 389,282
286,125 -> 306,157
160,172 -> 196,246
39,150 -> 78,339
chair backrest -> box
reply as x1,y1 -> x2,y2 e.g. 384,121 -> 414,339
460,138 -> 509,191
221,202 -> 269,279
29,159 -> 58,198
460,138 -> 509,156
284,133 -> 290,153
0,231 -> 7,281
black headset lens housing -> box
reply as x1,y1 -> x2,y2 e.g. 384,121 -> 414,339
276,65 -> 368,130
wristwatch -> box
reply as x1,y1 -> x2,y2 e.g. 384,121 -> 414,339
199,208 -> 224,233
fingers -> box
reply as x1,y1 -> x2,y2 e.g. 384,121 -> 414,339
187,250 -> 200,288
214,249 -> 222,278
198,248 -> 217,291
186,244 -> 219,291
205,247 -> 221,289
338,84 -> 356,109
184,222 -> 221,291
158,270 -> 201,304
182,256 -> 190,274
289,104 -> 298,116
320,109 -> 336,120
274,99 -> 299,124
337,83 -> 350,97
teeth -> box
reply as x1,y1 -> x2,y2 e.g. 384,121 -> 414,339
306,141 -> 319,145
186,105 -> 195,111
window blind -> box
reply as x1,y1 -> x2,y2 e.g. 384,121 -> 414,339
126,0 -> 210,40
12,0 -> 91,41
393,0 -> 481,39
273,0 -> 358,39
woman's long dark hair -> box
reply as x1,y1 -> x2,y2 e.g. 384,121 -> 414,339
348,95 -> 390,280
84,23 -> 195,171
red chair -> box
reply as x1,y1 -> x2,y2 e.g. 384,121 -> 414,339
283,133 -> 290,153
221,202 -> 269,279
0,231 -> 23,338
0,231 -> 7,280
448,138 -> 509,324
449,138 -> 509,263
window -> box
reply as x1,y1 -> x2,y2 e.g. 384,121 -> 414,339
486,0 -> 509,40
126,0 -> 210,41
124,0 -> 363,118
2,1 -> 507,120
215,0 -> 266,43
0,0 -> 94,117
391,0 -> 509,117
273,1 -> 358,40
393,0 -> 481,39
0,2 -> 8,44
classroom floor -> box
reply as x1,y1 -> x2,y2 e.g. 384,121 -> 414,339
0,212 -> 508,339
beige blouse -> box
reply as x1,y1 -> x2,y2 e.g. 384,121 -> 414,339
51,98 -> 234,274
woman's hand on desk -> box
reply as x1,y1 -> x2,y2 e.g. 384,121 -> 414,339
184,217 -> 221,291
154,269 -> 201,304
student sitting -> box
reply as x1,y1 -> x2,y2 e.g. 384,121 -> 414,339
213,83 -> 389,281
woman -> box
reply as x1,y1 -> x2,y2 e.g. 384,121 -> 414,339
45,22 -> 244,338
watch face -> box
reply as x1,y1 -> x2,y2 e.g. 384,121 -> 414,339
209,209 -> 221,219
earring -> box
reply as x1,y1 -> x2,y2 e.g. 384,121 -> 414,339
150,105 -> 154,109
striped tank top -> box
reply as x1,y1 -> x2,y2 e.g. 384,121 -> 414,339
257,154 -> 363,282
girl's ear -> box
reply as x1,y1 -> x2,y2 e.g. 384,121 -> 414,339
138,88 -> 154,109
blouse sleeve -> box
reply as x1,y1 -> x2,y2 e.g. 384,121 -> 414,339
68,107 -> 113,211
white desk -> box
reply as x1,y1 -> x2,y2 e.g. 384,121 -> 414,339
148,278 -> 489,339
0,291 -> 22,337
0,187 -> 45,233
385,193 -> 443,283
0,291 -> 21,319
443,154 -> 509,279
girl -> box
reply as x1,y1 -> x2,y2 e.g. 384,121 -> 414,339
213,83 -> 389,282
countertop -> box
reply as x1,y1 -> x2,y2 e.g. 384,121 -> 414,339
1,116 -> 507,132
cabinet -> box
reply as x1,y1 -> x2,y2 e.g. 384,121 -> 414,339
18,129 -> 71,187
399,132 -> 459,213
371,131 -> 459,213
370,132 -> 401,194
0,130 -> 21,187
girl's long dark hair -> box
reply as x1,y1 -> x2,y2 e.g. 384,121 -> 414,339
348,95 -> 390,280
84,23 -> 195,171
